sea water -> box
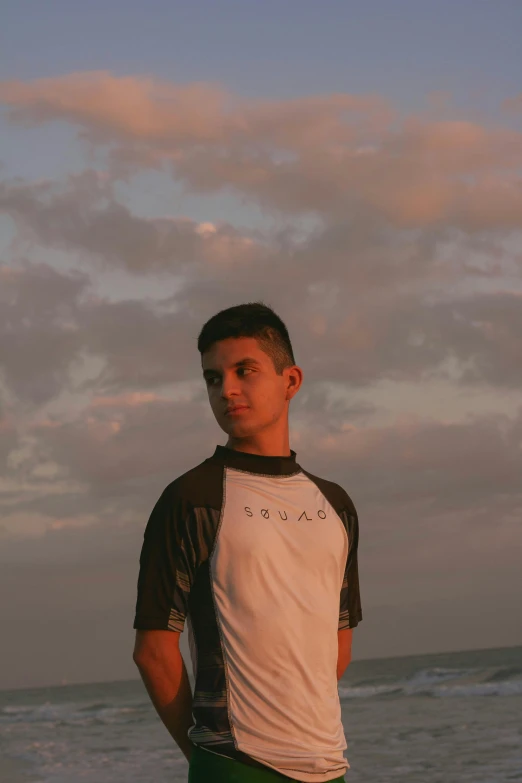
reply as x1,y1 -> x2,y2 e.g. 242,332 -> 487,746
1,645 -> 521,783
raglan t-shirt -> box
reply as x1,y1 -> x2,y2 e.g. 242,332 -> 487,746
133,444 -> 362,783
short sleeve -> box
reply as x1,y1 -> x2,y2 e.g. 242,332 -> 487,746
133,484 -> 200,633
338,504 -> 363,631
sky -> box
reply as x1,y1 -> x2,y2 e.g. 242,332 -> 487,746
1,0 -> 522,690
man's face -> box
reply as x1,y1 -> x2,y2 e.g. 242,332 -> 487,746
202,336 -> 292,438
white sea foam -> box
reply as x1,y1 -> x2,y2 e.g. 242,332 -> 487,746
338,663 -> 522,700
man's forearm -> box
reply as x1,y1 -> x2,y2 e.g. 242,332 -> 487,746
135,650 -> 195,762
337,629 -> 353,680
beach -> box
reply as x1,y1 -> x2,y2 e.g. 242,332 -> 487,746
1,645 -> 521,783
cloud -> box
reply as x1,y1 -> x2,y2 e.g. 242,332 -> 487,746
0,72 -> 232,142
2,72 -> 522,227
0,170 -> 262,273
0,71 -> 391,146
0,401 -> 18,471
2,373 -> 521,538
0,260 -> 88,404
306,407 -> 522,514
502,93 -> 522,113
26,391 -> 213,491
0,198 -> 521,420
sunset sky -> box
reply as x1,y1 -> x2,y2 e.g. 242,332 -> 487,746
1,0 -> 522,690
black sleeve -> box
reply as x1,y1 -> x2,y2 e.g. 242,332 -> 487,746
133,484 -> 200,633
338,504 -> 363,631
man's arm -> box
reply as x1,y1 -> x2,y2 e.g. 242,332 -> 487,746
133,629 -> 194,762
337,628 -> 353,680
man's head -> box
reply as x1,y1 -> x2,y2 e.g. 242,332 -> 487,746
197,301 -> 302,448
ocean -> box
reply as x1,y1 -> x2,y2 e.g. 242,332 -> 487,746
1,645 -> 521,783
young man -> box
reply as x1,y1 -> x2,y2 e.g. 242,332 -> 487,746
133,302 -> 362,783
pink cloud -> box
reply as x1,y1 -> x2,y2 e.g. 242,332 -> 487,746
502,93 -> 522,112
4,72 -> 522,228
0,71 -> 230,142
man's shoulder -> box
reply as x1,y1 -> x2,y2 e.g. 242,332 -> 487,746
299,466 -> 357,516
157,455 -> 222,510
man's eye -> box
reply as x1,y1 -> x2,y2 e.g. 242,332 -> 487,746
207,368 -> 252,385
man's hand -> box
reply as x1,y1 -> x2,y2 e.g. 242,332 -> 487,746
337,628 -> 353,680
133,629 -> 194,762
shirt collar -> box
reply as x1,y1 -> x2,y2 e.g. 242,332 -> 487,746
210,444 -> 300,476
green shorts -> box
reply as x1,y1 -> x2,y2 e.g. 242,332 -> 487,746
188,743 -> 346,782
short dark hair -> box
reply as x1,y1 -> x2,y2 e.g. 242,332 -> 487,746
197,301 -> 296,375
